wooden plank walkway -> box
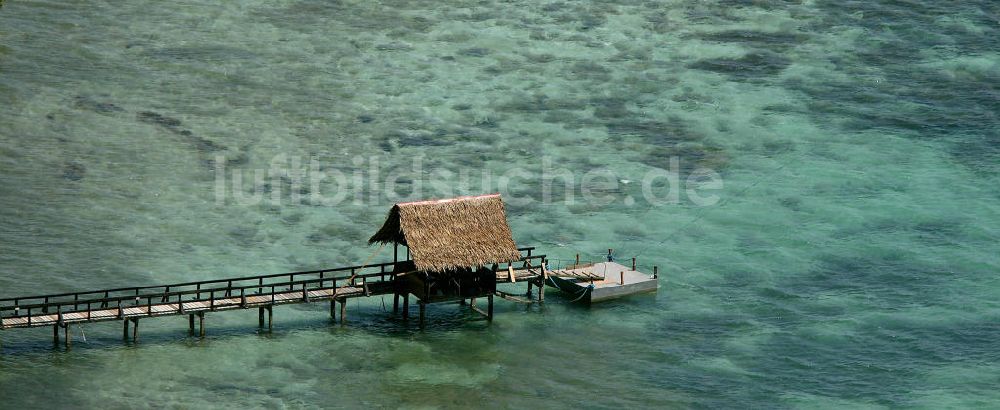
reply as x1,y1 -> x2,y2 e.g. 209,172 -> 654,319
0,286 -> 364,329
0,247 -> 545,342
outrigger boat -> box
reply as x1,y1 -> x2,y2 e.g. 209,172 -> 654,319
545,258 -> 659,303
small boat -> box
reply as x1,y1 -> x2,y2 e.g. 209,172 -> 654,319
545,261 -> 658,303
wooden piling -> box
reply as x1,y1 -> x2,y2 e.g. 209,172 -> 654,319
53,324 -> 59,345
393,293 -> 399,314
402,294 -> 409,320
487,294 -> 494,321
132,319 -> 139,342
260,307 -> 266,327
188,314 -> 195,336
198,312 -> 205,337
123,319 -> 130,340
539,261 -> 546,302
267,306 -> 273,331
64,324 -> 71,348
418,302 -> 426,328
339,299 -> 346,324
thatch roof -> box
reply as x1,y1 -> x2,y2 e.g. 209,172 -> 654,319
368,194 -> 521,273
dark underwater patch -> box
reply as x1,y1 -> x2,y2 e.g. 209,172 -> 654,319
640,143 -> 729,176
688,51 -> 791,80
694,29 -> 809,52
137,111 -> 226,152
73,96 -> 123,115
137,111 -> 182,128
62,161 -> 85,181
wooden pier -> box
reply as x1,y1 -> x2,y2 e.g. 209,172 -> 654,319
0,247 -> 545,347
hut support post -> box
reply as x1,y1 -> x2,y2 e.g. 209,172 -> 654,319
402,294 -> 409,320
198,312 -> 205,337
188,314 -> 195,336
64,324 -> 71,348
53,324 -> 59,345
393,293 -> 399,314
267,306 -> 273,331
123,319 -> 130,340
418,302 -> 426,329
487,294 -> 494,321
132,319 -> 139,343
259,307 -> 266,327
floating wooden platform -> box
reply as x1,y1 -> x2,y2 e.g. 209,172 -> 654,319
546,261 -> 658,303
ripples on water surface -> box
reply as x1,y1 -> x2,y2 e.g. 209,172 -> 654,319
1,0 -> 999,407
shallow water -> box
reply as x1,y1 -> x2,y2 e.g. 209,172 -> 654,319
1,0 -> 999,407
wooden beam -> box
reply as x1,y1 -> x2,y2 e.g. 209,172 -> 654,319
495,292 -> 533,304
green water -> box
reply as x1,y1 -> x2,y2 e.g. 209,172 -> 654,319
1,0 -> 999,407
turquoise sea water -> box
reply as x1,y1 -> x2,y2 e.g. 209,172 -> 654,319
1,0 -> 999,407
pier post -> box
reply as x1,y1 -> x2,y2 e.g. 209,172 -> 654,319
267,306 -> 273,331
330,300 -> 335,320
64,324 -> 71,348
260,307 -> 266,327
339,299 -> 346,324
53,324 -> 59,345
418,302 -> 426,329
487,294 -> 494,321
402,294 -> 409,320
198,312 -> 205,337
132,319 -> 139,343
393,293 -> 399,314
188,314 -> 195,336
539,261 -> 546,303
123,319 -> 130,340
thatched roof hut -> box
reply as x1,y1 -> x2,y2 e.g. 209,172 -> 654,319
368,194 -> 521,273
